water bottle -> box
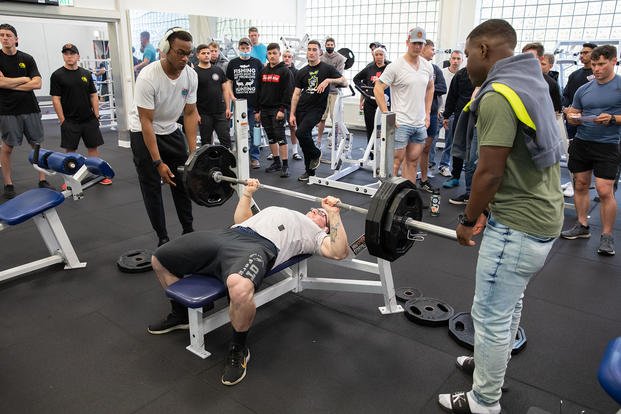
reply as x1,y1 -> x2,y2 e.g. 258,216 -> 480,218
430,189 -> 441,216
253,123 -> 262,146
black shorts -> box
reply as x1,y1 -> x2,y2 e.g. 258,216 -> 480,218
567,138 -> 621,180
154,227 -> 278,288
60,118 -> 104,150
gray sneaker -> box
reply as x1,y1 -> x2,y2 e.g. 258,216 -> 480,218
597,234 -> 615,256
560,222 -> 591,239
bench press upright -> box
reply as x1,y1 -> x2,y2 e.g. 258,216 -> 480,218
170,100 -> 403,359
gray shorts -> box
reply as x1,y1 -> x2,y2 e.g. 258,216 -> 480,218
0,113 -> 44,147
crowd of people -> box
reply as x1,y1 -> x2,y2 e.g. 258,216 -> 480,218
1,19 -> 619,413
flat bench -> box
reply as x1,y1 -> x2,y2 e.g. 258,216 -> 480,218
164,254 -> 403,359
166,254 -> 312,308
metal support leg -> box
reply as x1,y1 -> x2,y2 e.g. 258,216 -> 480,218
186,307 -> 211,359
34,209 -> 86,269
377,258 -> 403,314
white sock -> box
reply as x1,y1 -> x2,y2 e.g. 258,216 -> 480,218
291,143 -> 298,153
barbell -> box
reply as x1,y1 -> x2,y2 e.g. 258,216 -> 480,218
181,145 -> 457,261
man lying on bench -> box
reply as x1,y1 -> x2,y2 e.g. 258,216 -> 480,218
149,178 -> 350,385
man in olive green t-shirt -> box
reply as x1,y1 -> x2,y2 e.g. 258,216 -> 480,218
438,19 -> 564,414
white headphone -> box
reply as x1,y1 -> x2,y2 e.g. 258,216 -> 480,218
159,27 -> 184,55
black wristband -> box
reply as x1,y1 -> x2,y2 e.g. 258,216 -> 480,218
152,159 -> 163,168
458,213 -> 477,227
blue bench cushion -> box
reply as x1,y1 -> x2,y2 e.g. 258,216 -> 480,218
0,188 -> 64,225
598,336 -> 621,404
85,157 -> 115,178
166,254 -> 311,308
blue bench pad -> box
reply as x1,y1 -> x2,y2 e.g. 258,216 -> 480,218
0,188 -> 65,225
85,157 -> 115,178
166,254 -> 311,308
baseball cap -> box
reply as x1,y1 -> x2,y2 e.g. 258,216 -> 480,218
369,41 -> 382,50
408,27 -> 426,44
62,43 -> 79,54
238,37 -> 252,46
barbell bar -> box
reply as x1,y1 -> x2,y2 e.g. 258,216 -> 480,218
212,171 -> 457,242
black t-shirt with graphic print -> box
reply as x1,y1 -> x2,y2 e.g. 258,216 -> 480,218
294,61 -> 341,112
50,66 -> 98,122
0,50 -> 41,115
226,56 -> 263,108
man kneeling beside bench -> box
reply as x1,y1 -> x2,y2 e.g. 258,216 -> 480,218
148,178 -> 349,385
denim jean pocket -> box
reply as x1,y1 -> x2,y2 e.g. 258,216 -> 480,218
516,233 -> 555,274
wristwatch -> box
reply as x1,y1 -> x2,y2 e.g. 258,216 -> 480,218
458,213 -> 477,227
609,115 -> 617,126
152,159 -> 163,168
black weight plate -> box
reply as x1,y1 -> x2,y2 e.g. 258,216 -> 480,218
448,312 -> 528,355
382,187 -> 423,259
404,297 -> 454,327
365,177 -> 417,261
395,287 -> 423,302
337,47 -> 355,70
183,145 -> 237,207
117,249 -> 153,273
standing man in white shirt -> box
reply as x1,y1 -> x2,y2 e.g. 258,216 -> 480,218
128,28 -> 200,248
374,27 -> 434,184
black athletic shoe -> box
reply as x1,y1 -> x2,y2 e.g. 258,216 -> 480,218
265,161 -> 282,173
309,156 -> 321,170
3,184 -> 16,199
419,180 -> 438,194
147,312 -> 189,334
280,165 -> 290,178
449,193 -> 469,205
38,180 -> 53,189
221,345 -> 250,386
298,172 -> 310,182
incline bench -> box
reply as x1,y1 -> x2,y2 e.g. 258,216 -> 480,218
0,150 -> 114,283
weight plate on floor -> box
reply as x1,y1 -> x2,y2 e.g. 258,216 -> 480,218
404,297 -> 454,326
395,287 -> 423,302
117,249 -> 153,273
448,312 -> 528,355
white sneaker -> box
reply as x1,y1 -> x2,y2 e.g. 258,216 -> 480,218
439,166 -> 452,177
561,180 -> 571,190
563,182 -> 574,197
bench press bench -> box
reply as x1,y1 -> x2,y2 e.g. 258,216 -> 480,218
0,150 -> 114,283
165,252 -> 402,359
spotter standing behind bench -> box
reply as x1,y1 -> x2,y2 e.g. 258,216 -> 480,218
149,178 -> 349,386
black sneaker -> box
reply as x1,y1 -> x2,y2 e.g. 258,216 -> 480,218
221,345 -> 250,386
449,193 -> 469,205
38,180 -> 53,189
309,156 -> 321,170
419,180 -> 438,194
280,165 -> 290,178
561,222 -> 591,240
298,172 -> 310,182
4,184 -> 16,199
147,312 -> 189,334
265,161 -> 282,173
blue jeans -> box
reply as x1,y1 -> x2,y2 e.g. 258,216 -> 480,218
247,105 -> 260,161
471,215 -> 556,405
464,130 -> 478,194
440,115 -> 455,168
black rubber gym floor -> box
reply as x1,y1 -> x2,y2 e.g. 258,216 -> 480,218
0,121 -> 619,413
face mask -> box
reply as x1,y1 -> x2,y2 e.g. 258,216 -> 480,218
240,51 -> 251,58
325,47 -> 334,54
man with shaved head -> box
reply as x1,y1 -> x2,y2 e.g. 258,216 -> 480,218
438,19 -> 563,413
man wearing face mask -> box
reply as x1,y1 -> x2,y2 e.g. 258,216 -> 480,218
226,37 -> 264,168
316,37 -> 346,148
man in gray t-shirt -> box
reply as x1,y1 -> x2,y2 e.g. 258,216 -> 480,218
316,37 -> 346,146
149,178 -> 350,386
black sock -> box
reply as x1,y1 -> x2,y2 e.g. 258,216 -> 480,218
273,156 -> 281,164
282,159 -> 288,167
232,330 -> 248,348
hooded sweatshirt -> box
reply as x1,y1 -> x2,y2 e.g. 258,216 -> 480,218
453,53 -> 562,170
256,61 -> 294,112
